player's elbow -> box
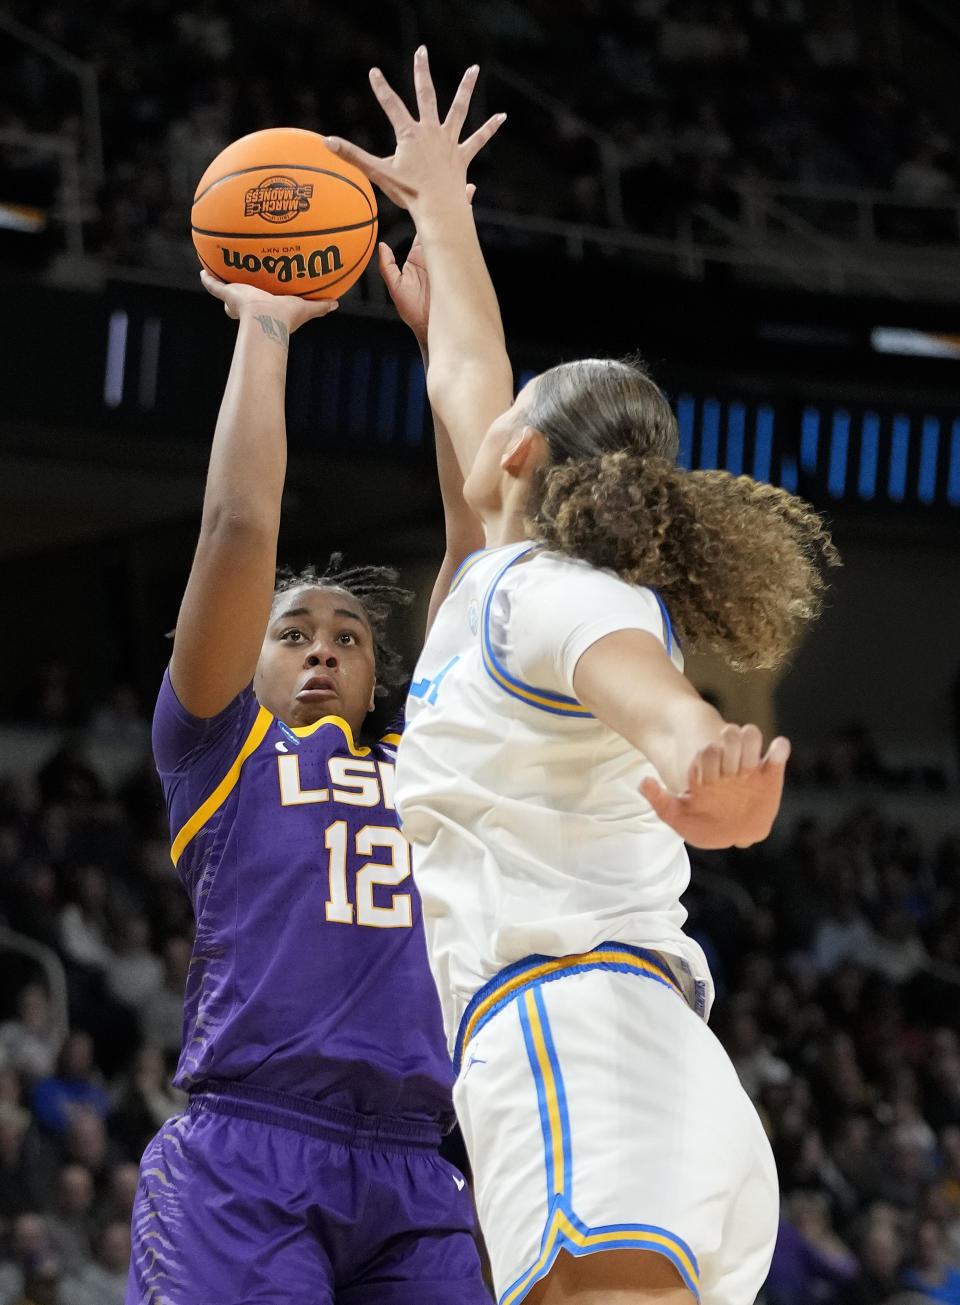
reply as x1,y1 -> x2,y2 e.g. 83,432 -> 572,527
198,504 -> 279,547
427,358 -> 513,417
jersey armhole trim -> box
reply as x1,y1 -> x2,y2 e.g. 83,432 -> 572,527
481,547 -> 594,717
447,547 -> 490,595
648,588 -> 675,657
170,705 -> 273,867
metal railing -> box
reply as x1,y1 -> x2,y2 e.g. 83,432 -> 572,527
469,203 -> 960,300
0,11 -> 102,183
9,1 -> 960,301
93,192 -> 960,309
0,127 -> 90,256
454,49 -> 960,259
0,925 -> 70,1054
413,53 -> 960,297
732,177 -> 960,247
0,11 -> 103,256
482,60 -> 625,228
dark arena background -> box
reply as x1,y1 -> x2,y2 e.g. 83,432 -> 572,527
1,3 -> 960,1302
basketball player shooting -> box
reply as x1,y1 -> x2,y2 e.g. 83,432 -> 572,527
124,64 -> 504,1305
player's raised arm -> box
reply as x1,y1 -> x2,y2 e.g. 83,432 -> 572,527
379,213 -> 485,634
325,48 -> 513,487
168,274 -> 338,718
572,630 -> 790,850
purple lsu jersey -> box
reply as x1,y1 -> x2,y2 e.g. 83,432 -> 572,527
152,670 -> 455,1123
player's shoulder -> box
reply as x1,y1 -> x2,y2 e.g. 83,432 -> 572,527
152,668 -> 261,774
504,549 -> 675,655
519,548 -> 658,607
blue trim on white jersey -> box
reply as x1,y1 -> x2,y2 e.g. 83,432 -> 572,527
447,548 -> 489,595
477,549 -> 679,716
454,943 -> 686,1074
648,588 -> 675,657
480,547 -> 594,718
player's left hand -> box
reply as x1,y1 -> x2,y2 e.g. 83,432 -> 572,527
380,184 -> 476,343
639,724 -> 791,850
324,47 -> 505,213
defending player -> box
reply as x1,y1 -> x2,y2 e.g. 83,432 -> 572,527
125,78 -> 502,1305
326,49 -> 839,1305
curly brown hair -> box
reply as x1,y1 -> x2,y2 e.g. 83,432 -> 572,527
523,359 -> 839,671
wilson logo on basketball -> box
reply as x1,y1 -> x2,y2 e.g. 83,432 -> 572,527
244,176 -> 314,223
219,246 -> 344,282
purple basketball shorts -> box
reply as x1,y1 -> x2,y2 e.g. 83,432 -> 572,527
125,1081 -> 492,1305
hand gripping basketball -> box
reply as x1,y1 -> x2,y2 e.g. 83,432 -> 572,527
199,270 -> 340,332
192,127 -> 378,299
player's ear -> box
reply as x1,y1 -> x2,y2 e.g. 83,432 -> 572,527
500,425 -> 545,474
368,683 -> 377,713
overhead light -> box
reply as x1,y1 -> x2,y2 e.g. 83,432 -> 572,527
871,327 -> 960,359
0,202 -> 46,233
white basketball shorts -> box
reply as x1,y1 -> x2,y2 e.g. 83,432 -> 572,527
452,944 -> 778,1305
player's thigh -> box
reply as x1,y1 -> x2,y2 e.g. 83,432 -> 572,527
699,1147 -> 779,1305
526,1247 -> 697,1305
339,1148 -> 492,1305
455,970 -> 776,1305
125,1110 -> 335,1305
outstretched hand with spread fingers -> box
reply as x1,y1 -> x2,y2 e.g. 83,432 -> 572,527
640,724 -> 791,850
324,47 -> 505,212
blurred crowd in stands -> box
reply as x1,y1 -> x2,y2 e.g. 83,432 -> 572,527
0,677 -> 959,1303
1,0 -> 959,276
3,1 -> 960,1299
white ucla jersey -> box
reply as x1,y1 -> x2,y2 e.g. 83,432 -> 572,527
395,541 -> 714,1049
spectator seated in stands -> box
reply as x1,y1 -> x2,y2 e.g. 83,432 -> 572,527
902,1217 -> 960,1304
58,1221 -> 129,1305
30,1036 -> 109,1137
44,1165 -> 95,1276
0,987 -> 62,1086
764,1189 -> 859,1305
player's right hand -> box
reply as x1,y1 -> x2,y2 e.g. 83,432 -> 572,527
640,725 -> 791,850
324,47 -> 504,214
200,270 -> 339,333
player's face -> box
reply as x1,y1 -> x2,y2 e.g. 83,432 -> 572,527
255,586 -> 376,734
465,376 -> 541,515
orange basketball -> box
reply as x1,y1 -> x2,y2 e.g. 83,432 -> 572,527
191,127 -> 377,300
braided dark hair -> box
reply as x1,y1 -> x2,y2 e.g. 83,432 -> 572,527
272,554 -> 413,696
